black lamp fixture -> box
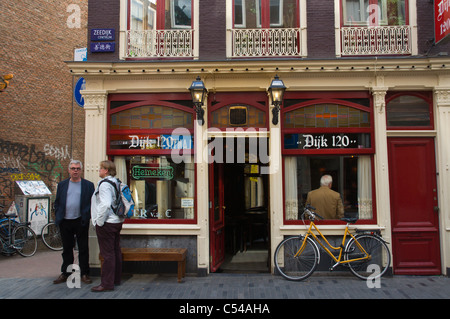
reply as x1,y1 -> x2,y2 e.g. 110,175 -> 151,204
189,76 -> 207,125
268,74 -> 286,125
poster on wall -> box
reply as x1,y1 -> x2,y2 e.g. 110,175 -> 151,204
16,181 -> 51,195
27,197 -> 49,234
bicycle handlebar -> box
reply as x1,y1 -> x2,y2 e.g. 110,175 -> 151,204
304,204 -> 325,220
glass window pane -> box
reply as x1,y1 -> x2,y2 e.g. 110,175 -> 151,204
110,106 -> 193,130
284,155 -> 373,220
234,0 -> 245,27
270,0 -> 282,26
210,105 -> 266,128
130,0 -> 157,30
386,95 -> 431,127
283,104 -> 370,128
124,156 -> 195,220
168,0 -> 192,29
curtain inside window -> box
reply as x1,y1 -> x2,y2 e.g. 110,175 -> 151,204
284,157 -> 298,220
114,156 -> 127,183
357,155 -> 372,219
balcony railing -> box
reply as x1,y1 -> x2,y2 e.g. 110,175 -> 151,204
230,28 -> 301,58
341,25 -> 411,56
125,30 -> 194,58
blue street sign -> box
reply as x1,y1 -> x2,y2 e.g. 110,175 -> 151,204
74,77 -> 85,107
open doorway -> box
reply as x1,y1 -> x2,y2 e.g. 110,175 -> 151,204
209,137 -> 270,273
219,163 -> 270,273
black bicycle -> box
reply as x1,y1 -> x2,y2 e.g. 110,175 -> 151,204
0,205 -> 37,257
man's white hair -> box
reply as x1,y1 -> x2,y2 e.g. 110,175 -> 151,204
320,174 -> 332,186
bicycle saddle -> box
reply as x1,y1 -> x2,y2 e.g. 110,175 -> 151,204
340,217 -> 358,224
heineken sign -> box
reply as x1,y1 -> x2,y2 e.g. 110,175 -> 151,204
131,165 -> 174,180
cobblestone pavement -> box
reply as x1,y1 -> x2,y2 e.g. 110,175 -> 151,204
0,250 -> 448,310
1,272 -> 449,300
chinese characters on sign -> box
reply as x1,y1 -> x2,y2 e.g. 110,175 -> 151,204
90,28 -> 115,52
90,42 -> 115,53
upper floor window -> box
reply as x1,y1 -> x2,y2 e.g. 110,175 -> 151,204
342,0 -> 407,26
230,0 -> 306,58
129,0 -> 192,30
339,0 -> 412,56
234,0 -> 298,29
125,0 -> 195,58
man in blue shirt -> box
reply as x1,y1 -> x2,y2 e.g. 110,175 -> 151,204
53,160 -> 95,285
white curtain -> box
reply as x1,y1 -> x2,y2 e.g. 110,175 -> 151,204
184,162 -> 195,219
284,157 -> 298,220
114,156 -> 127,183
357,156 -> 372,219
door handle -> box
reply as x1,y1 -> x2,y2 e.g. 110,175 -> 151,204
434,206 -> 439,213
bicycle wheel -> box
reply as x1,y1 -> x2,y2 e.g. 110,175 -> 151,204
13,225 -> 37,257
345,234 -> 391,280
42,222 -> 63,251
274,236 -> 319,281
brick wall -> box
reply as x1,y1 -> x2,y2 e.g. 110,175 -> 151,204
199,0 -> 227,61
417,0 -> 450,55
0,0 -> 88,207
306,1 -> 336,59
84,0 -> 449,62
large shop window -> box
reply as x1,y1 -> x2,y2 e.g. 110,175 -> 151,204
108,94 -> 195,224
282,93 -> 375,224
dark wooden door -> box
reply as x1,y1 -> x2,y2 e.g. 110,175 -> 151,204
388,137 -> 441,275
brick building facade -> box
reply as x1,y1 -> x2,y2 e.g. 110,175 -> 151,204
0,0 -> 88,206
71,0 -> 450,277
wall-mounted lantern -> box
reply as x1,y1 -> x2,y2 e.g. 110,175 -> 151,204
268,75 -> 286,125
189,76 -> 207,126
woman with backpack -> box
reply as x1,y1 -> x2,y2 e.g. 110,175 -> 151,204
91,160 -> 124,292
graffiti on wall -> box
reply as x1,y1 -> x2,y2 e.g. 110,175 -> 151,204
0,139 -> 69,202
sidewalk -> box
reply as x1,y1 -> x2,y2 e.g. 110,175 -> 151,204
0,250 -> 449,300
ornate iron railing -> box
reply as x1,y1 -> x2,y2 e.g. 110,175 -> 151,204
230,28 -> 301,57
125,30 -> 194,58
341,25 -> 411,56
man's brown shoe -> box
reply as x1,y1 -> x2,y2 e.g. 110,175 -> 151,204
53,274 -> 67,284
81,275 -> 92,284
91,285 -> 113,292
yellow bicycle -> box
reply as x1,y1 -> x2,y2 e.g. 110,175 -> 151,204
274,205 -> 391,281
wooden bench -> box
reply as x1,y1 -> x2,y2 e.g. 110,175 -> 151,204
99,247 -> 187,283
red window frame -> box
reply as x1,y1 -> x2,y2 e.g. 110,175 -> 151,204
232,0 -> 300,28
207,92 -> 269,130
107,93 -> 196,225
281,91 -> 377,225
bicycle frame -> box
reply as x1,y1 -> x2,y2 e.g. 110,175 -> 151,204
296,220 -> 370,267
